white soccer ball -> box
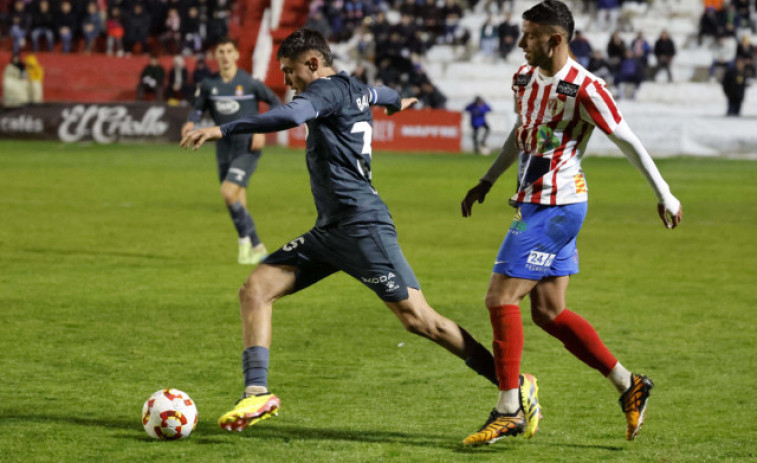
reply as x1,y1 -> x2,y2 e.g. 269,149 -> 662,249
141,388 -> 198,440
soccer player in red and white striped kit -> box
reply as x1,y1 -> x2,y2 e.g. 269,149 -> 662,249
460,0 -> 682,445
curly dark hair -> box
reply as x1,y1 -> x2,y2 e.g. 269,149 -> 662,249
522,0 -> 575,41
276,28 -> 334,66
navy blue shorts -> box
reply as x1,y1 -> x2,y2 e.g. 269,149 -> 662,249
216,134 -> 260,187
494,202 -> 587,280
264,211 -> 420,302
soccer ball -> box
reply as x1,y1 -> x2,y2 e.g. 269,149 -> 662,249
141,388 -> 198,440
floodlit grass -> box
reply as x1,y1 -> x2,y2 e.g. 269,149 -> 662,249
0,141 -> 755,462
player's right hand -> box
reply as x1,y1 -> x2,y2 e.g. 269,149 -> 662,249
180,126 -> 223,151
461,180 -> 493,218
181,122 -> 195,138
657,195 -> 682,229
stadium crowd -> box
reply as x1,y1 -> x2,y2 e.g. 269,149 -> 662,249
1,0 -> 235,56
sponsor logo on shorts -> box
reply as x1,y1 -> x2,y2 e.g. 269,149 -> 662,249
229,167 -> 246,182
526,250 -> 556,271
361,272 -> 399,292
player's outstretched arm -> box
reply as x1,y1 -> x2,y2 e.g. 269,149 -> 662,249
461,119 -> 520,217
386,97 -> 418,116
180,126 -> 223,151
608,120 -> 682,229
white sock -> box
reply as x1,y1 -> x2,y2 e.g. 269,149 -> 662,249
607,362 -> 632,393
239,236 -> 251,246
244,385 -> 268,397
495,388 -> 520,414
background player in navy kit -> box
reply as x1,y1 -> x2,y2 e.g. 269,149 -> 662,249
181,29 -> 524,434
181,37 -> 282,265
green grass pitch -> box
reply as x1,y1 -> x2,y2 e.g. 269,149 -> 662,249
0,141 -> 755,462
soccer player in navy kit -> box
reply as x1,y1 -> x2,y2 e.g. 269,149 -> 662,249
181,29 -> 532,433
182,37 -> 282,265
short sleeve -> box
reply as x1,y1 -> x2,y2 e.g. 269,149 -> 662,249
294,78 -> 343,118
577,78 -> 623,135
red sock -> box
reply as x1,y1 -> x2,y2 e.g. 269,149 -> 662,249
542,309 -> 617,376
488,304 -> 523,391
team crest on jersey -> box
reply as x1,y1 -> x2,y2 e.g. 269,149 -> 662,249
515,74 -> 531,86
235,85 -> 244,96
547,98 -> 565,117
556,80 -> 579,97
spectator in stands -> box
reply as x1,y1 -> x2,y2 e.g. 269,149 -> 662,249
31,0 -> 54,52
351,62 -> 370,84
722,57 -> 749,116
208,0 -> 231,46
136,53 -> 165,101
375,56 -> 400,88
480,14 -> 499,60
182,6 -> 202,55
162,8 -> 181,55
9,1 -> 30,54
369,11 -> 391,46
498,12 -> 519,59
24,53 -> 43,103
597,0 -> 620,32
570,30 -> 592,68
2,53 -> 29,107
733,0 -> 754,33
55,1 -> 77,53
440,0 -> 463,44
709,31 -> 737,82
418,80 -> 446,109
305,10 -> 332,40
191,55 -> 212,95
616,49 -> 642,100
123,3 -> 151,54
106,7 -> 125,56
606,31 -> 626,77
81,2 -> 102,54
419,0 -> 442,40
0,0 -> 11,37
465,96 -> 492,155
399,0 -> 417,17
718,2 -> 741,33
588,49 -> 613,84
652,29 -> 676,83
736,34 -> 755,78
699,7 -> 722,45
344,0 -> 367,31
631,31 -> 650,81
165,55 -> 189,104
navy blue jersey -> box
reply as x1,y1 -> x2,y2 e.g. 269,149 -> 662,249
295,72 -> 397,227
191,69 -> 281,125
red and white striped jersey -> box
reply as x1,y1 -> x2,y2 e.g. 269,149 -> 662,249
510,57 -> 622,205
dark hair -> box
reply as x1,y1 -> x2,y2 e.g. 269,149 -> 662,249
214,36 -> 238,49
522,0 -> 575,41
276,28 -> 333,66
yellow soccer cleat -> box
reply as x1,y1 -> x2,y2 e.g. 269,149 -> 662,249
519,373 -> 542,439
462,409 -> 526,446
218,392 -> 280,432
619,373 -> 654,440
238,242 -> 268,265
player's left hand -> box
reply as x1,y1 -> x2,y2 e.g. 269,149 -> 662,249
657,200 -> 682,229
180,126 -> 223,151
386,98 -> 418,116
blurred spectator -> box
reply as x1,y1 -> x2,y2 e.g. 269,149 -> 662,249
165,55 -> 189,103
498,12 -> 519,59
480,14 -> 498,59
733,0 -> 753,33
123,3 -> 151,54
418,80 -> 446,109
630,31 -> 650,80
305,10 -> 332,40
136,54 -> 165,100
24,53 -> 43,103
736,34 -> 755,78
106,7 -> 125,56
162,8 -> 181,54
597,0 -> 620,32
652,29 -> 676,82
718,2 -> 741,33
570,30 -> 592,68
722,57 -> 749,116
191,56 -> 212,94
606,31 -> 626,76
208,0 -> 231,46
699,7 -> 722,45
440,0 -> 463,44
82,2 -> 103,54
588,49 -> 613,84
709,32 -> 737,82
465,95 -> 492,154
182,6 -> 202,55
9,1 -> 31,54
351,62 -> 370,84
31,0 -> 54,52
419,0 -> 442,40
369,11 -> 391,46
55,1 -> 77,53
703,0 -> 724,11
616,49 -> 642,99
2,53 -> 29,107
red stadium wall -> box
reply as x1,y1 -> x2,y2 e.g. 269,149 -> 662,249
0,51 -> 210,102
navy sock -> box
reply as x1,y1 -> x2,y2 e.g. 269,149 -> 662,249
242,346 -> 269,389
460,326 -> 499,387
227,201 -> 260,246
